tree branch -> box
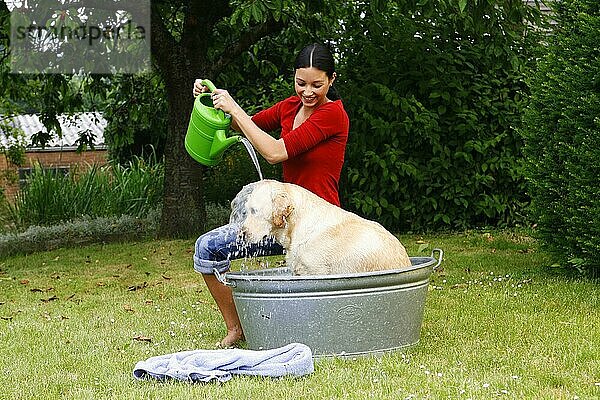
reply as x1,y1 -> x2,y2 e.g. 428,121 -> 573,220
210,19 -> 285,75
182,0 -> 230,58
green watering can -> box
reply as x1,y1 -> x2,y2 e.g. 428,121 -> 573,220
185,79 -> 241,166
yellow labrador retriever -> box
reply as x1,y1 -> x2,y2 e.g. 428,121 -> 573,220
231,180 -> 411,275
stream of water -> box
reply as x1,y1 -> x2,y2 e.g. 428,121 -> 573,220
239,137 -> 263,180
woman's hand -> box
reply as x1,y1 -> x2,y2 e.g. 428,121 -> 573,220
193,79 -> 209,97
211,89 -> 239,115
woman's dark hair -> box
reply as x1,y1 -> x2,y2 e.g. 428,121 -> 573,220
294,43 -> 340,101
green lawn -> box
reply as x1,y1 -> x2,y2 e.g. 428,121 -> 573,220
0,230 -> 598,399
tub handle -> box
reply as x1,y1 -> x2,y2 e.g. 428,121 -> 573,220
213,268 -> 237,288
431,248 -> 444,271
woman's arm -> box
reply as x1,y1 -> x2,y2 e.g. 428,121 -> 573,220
212,89 -> 288,164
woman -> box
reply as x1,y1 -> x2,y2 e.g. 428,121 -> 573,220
193,43 -> 350,347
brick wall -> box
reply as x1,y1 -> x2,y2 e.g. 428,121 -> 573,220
0,149 -> 108,201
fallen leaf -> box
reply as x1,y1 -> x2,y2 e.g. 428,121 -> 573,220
20,279 -> 29,285
30,287 -> 53,293
133,335 -> 152,342
128,282 -> 148,291
41,295 -> 59,303
451,283 -> 469,290
123,304 -> 135,312
144,299 -> 153,305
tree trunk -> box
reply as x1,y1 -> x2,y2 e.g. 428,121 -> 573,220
158,65 -> 207,238
150,3 -> 213,239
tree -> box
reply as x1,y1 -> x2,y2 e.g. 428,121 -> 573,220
522,0 -> 600,274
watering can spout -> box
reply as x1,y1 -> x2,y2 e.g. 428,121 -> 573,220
210,130 -> 241,159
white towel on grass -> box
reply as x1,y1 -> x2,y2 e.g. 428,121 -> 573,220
133,343 -> 314,383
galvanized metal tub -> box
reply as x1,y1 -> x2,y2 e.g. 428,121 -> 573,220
214,249 -> 443,357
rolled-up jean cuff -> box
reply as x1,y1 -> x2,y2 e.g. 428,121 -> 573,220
193,256 -> 231,275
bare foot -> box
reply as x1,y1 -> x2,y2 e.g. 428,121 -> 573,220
218,326 -> 245,348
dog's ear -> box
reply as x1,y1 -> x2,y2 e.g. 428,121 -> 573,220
272,191 -> 294,228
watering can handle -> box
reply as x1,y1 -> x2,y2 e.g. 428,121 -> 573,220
201,79 -> 218,93
431,248 -> 444,271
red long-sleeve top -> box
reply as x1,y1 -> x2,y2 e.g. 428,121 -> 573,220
251,96 -> 349,206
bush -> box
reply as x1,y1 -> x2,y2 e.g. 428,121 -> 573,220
0,211 -> 160,258
202,146 -> 281,206
0,203 -> 231,258
522,0 -> 600,274
338,1 -> 542,231
103,73 -> 168,164
9,156 -> 164,228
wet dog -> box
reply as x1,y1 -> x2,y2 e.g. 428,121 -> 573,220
230,180 -> 411,275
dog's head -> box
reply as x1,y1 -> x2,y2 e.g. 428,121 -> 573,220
230,180 -> 294,243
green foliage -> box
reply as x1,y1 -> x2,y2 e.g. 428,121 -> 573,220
0,124 -> 26,198
0,212 -> 160,258
103,73 -> 168,164
203,145 -> 281,206
522,0 -> 600,274
8,157 -> 164,228
0,202 -> 229,257
339,0 -> 541,232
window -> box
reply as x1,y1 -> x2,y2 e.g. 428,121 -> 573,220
18,166 -> 70,189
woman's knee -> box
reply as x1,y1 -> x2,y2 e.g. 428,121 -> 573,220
194,224 -> 238,263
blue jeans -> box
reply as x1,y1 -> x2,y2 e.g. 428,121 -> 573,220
193,224 -> 285,274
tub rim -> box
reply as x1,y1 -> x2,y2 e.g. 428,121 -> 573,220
215,248 -> 443,287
